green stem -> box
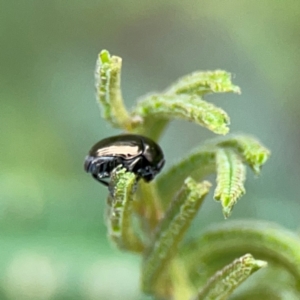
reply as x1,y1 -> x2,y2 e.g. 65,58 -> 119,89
138,181 -> 163,234
136,118 -> 169,142
170,257 -> 195,300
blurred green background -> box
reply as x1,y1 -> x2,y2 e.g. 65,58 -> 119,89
1,1 -> 300,299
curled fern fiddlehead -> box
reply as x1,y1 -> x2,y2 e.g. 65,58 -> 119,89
89,49 -> 300,299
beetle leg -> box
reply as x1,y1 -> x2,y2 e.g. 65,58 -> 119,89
126,157 -> 141,171
92,174 -> 109,186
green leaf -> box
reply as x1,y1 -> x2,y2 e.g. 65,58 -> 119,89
134,94 -> 230,135
107,166 -> 144,253
132,70 -> 240,138
182,220 -> 300,291
214,149 -> 246,218
95,49 -> 132,130
167,70 -> 241,96
157,135 -> 269,213
142,178 -> 211,294
193,254 -> 267,300
216,135 -> 270,174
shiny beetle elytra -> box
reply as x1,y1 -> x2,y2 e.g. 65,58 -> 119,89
84,134 -> 165,186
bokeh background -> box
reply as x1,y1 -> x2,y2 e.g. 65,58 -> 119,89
1,1 -> 300,299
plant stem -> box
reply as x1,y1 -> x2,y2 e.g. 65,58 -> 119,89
170,257 -> 195,300
139,181 -> 163,232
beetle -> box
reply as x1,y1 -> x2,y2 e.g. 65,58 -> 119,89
84,134 -> 165,186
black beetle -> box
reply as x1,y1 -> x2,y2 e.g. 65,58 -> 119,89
84,134 -> 165,186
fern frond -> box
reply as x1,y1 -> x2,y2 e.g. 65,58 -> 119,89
107,166 -> 144,252
214,149 -> 246,218
142,179 -> 211,294
167,70 -> 241,96
193,254 -> 266,300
